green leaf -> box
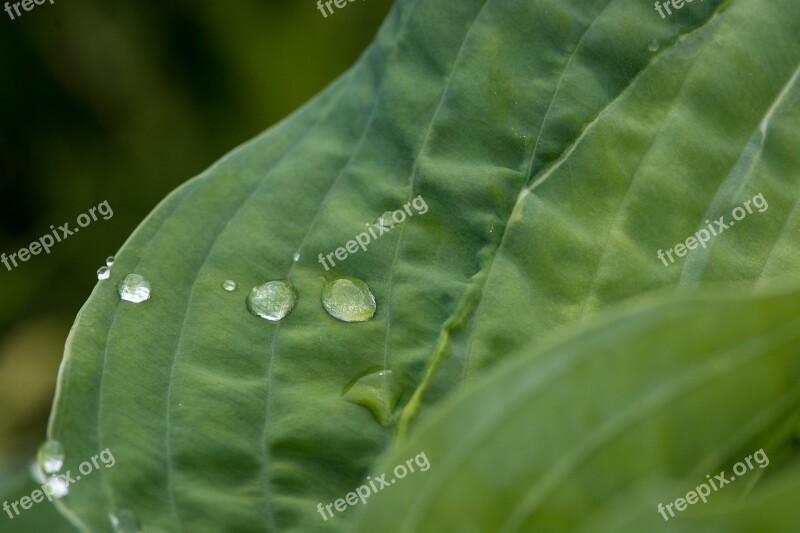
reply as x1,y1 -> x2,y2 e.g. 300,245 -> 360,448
47,0 -> 800,530
673,463 -> 800,532
354,287 -> 800,532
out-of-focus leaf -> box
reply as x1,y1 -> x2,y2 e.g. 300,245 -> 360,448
355,287 -> 800,531
664,463 -> 800,533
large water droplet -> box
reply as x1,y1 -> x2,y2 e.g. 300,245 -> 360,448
343,370 -> 401,426
648,39 -> 660,52
118,274 -> 151,303
97,266 -> 111,281
110,508 -> 141,533
106,256 -> 116,267
292,252 -> 301,262
222,280 -> 237,292
45,475 -> 69,498
247,281 -> 296,321
38,439 -> 64,475
321,278 -> 376,322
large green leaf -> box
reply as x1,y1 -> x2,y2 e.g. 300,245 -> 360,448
47,0 -> 800,530
354,287 -> 800,532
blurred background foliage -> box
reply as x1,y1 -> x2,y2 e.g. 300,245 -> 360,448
0,0 -> 390,529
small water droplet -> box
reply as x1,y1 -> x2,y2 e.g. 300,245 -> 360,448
106,256 -> 116,267
247,281 -> 296,321
45,475 -> 69,498
648,39 -> 660,52
292,252 -> 300,262
343,370 -> 402,426
118,274 -> 151,303
222,280 -> 237,292
377,211 -> 396,228
30,460 -> 46,484
38,439 -> 64,475
97,266 -> 111,281
110,508 -> 141,533
322,278 -> 376,322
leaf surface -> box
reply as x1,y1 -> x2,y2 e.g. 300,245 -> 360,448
48,0 -> 800,530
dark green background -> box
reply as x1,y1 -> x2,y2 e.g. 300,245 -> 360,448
0,1 -> 390,529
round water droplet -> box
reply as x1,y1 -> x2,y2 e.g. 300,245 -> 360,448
38,439 -> 65,475
106,256 -> 116,267
292,252 -> 301,262
247,281 -> 296,321
97,266 -> 111,281
322,278 -> 376,322
222,280 -> 237,292
648,39 -> 660,52
343,369 -> 401,427
110,508 -> 141,533
118,274 -> 151,303
45,475 -> 69,499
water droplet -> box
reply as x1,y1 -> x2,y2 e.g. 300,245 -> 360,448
118,274 -> 151,303
343,370 -> 402,426
377,211 -> 396,228
97,266 -> 111,281
45,475 -> 69,498
222,280 -> 237,292
247,281 -> 296,321
321,278 -> 376,322
648,39 -> 660,52
38,439 -> 64,475
110,508 -> 141,533
30,460 -> 46,484
292,252 -> 300,262
106,256 -> 116,267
